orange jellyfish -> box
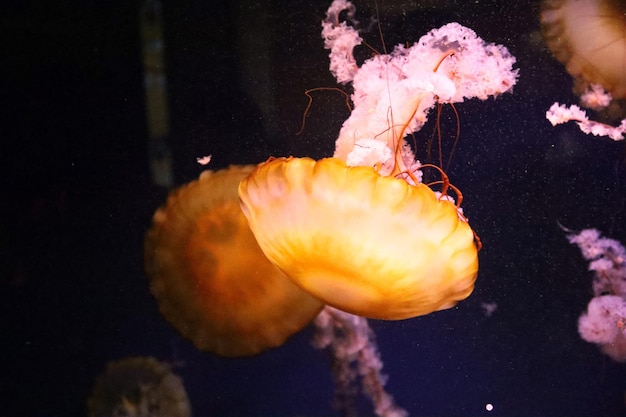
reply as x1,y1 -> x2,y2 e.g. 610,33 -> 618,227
237,0 -> 517,321
144,165 -> 324,357
541,0 -> 626,99
239,157 -> 477,320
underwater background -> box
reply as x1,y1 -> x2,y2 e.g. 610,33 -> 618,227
2,0 -> 626,416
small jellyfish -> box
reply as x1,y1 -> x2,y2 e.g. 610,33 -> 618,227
87,356 -> 191,417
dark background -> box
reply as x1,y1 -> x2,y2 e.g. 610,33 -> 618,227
2,0 -> 626,416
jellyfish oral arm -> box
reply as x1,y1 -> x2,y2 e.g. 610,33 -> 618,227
546,102 -> 626,141
313,306 -> 408,417
324,0 -> 518,169
322,0 -> 361,84
568,228 -> 626,361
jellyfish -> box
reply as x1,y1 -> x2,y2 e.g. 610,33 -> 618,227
239,157 -> 477,320
144,165 -> 324,357
541,0 -> 626,100
238,0 -> 518,320
87,356 -> 191,417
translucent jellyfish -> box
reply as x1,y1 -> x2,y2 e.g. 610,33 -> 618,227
238,0 -> 518,320
87,356 -> 191,417
144,165 -> 323,357
541,0 -> 626,99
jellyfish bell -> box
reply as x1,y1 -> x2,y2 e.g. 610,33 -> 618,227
239,157 -> 478,320
144,165 -> 324,357
541,0 -> 626,99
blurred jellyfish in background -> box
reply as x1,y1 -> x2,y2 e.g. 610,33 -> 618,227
144,165 -> 323,357
87,356 -> 191,417
567,229 -> 626,362
541,0 -> 626,101
541,0 -> 626,140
